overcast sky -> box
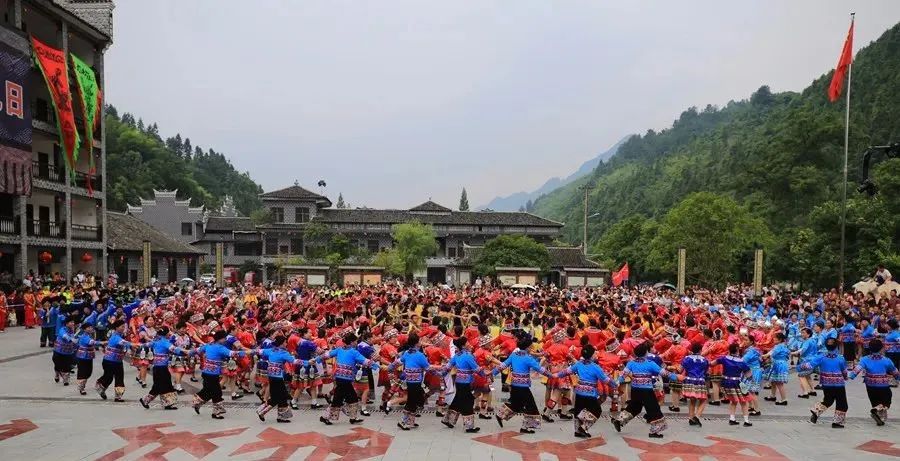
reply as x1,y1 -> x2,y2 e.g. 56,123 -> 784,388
105,1 -> 900,209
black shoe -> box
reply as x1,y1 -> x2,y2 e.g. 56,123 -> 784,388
708,400 -> 720,406
231,393 -> 243,401
612,419 -> 622,433
574,430 -> 590,438
688,418 -> 698,426
361,410 -> 371,417
367,399 -> 374,404
648,433 -> 664,438
814,385 -> 822,390
258,412 -> 266,422
870,409 -> 885,426
193,404 -> 201,415
176,389 -> 185,394
831,423 -> 844,429
519,428 -> 534,434
465,427 -> 481,433
798,394 -> 809,399
763,396 -> 776,402
669,406 -> 680,412
291,402 -> 299,410
763,384 -> 771,390
320,416 -> 333,425
557,413 -> 573,420
54,375 -> 59,383
695,417 -> 703,427
743,422 -> 752,427
729,420 -> 739,426
397,422 -> 410,431
211,414 -> 224,420
63,382 -> 69,386
775,401 -> 787,406
495,416 -> 503,428
190,377 -> 199,383
749,410 -> 761,416
79,391 -> 87,396
114,398 -> 124,402
479,414 -> 492,420
435,411 -> 444,418
311,403 -> 323,410
140,397 -> 150,409
164,405 -> 177,410
276,419 -> 291,423
349,418 -> 363,424
810,410 -> 818,424
542,414 -> 555,423
442,420 -> 454,429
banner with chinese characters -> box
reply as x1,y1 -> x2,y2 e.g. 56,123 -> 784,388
70,52 -> 101,195
31,36 -> 80,177
0,41 -> 32,195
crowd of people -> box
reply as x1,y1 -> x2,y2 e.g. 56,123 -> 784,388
1,275 -> 898,439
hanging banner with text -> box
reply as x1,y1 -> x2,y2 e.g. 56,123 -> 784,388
70,52 -> 100,195
31,35 -> 80,177
0,41 -> 32,195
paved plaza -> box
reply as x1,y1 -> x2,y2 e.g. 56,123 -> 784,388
0,328 -> 897,461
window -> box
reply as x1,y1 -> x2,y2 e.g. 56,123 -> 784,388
265,238 -> 278,255
367,239 -> 379,254
181,222 -> 193,236
291,238 -> 304,255
209,243 -> 215,255
448,247 -> 457,258
279,245 -> 289,255
234,243 -> 259,256
271,207 -> 284,223
295,207 -> 310,223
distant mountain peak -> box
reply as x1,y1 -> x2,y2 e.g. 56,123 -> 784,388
477,135 -> 632,211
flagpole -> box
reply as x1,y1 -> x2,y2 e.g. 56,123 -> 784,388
838,12 -> 854,293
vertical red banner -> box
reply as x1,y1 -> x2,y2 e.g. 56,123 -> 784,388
31,36 -> 80,175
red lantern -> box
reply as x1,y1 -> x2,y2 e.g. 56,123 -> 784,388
39,251 -> 52,264
81,252 -> 93,263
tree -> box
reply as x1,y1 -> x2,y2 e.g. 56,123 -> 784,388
391,221 -> 438,279
373,248 -> 404,276
525,199 -> 533,212
136,118 -> 144,131
592,214 -> 658,281
474,235 -> 551,276
183,138 -> 192,158
165,134 -> 183,154
459,188 -> 470,211
336,193 -> 346,209
646,192 -> 773,288
250,208 -> 273,225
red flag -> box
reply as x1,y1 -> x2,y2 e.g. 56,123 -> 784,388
612,262 -> 630,287
30,36 -> 80,175
828,17 -> 854,102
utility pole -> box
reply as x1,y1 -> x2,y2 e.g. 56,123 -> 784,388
579,185 -> 593,256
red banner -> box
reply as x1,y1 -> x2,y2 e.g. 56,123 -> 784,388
31,36 -> 79,175
612,262 -> 629,287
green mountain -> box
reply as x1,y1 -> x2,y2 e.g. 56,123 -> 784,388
104,106 -> 263,216
533,22 -> 900,288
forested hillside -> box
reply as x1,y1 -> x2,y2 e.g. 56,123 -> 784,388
105,106 -> 263,215
533,23 -> 900,288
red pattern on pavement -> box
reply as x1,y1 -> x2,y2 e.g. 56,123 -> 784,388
856,440 -> 900,458
96,422 -> 247,461
0,419 -> 38,442
473,430 -> 617,461
623,436 -> 790,460
230,427 -> 393,461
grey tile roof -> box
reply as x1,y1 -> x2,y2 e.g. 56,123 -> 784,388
260,185 -> 331,204
205,216 -> 255,232
409,200 -> 451,212
107,212 -> 205,254
314,208 -> 563,227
